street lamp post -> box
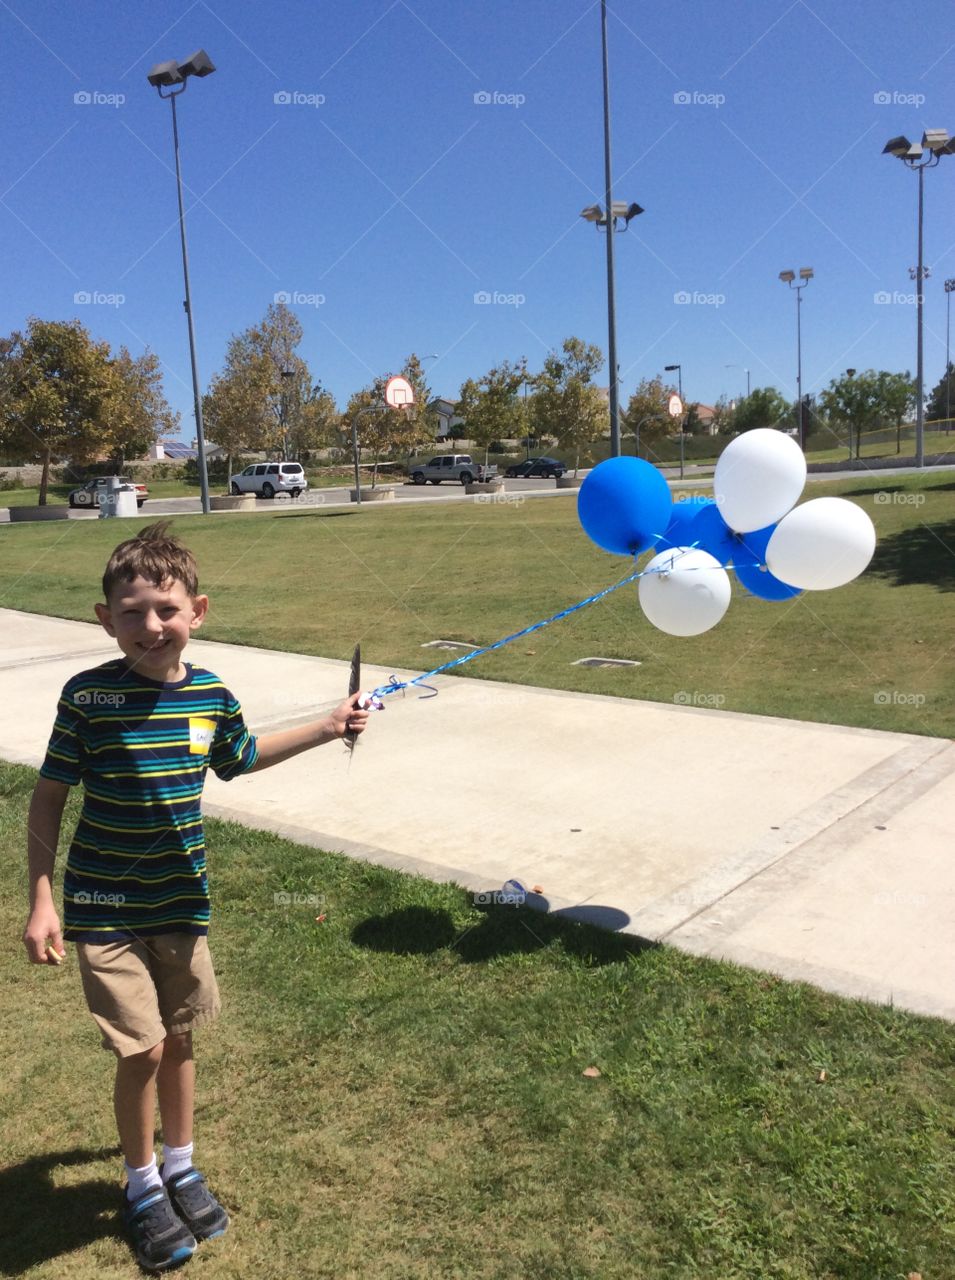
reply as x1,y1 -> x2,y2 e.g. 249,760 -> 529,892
578,3 -> 643,460
778,268 -> 813,450
945,278 -> 955,432
883,129 -> 953,467
147,49 -> 216,515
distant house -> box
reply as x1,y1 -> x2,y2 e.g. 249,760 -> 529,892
695,404 -> 719,435
431,397 -> 464,440
150,440 -> 197,461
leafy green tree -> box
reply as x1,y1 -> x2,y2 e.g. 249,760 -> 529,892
530,337 -> 607,474
708,394 -> 736,435
683,402 -> 705,436
108,348 -> 179,469
622,375 -> 674,458
345,353 -> 438,487
926,363 -> 955,427
455,359 -> 527,463
0,318 -> 153,503
398,352 -> 440,456
731,386 -> 790,433
875,370 -> 916,453
820,370 -> 883,459
203,302 -> 328,463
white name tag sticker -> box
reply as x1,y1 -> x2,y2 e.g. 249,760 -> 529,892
189,717 -> 215,755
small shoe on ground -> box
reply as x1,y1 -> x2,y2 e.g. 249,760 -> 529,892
123,1184 -> 197,1273
162,1167 -> 230,1241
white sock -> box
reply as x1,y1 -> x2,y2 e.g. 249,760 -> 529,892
125,1155 -> 162,1201
161,1141 -> 194,1182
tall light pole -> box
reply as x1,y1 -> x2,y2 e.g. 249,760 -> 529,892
577,2 -> 644,459
883,130 -> 953,468
779,268 -> 813,450
147,50 -> 216,514
945,278 -> 955,432
725,363 -> 750,398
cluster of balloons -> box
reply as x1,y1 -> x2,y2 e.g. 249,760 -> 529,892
577,429 -> 877,637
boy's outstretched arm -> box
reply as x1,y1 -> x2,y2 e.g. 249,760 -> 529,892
247,691 -> 371,774
23,776 -> 71,964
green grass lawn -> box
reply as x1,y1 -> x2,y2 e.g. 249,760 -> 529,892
1,471 -> 953,739
2,760 -> 953,1279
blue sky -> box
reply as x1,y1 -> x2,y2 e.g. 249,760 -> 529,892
2,0 -> 954,439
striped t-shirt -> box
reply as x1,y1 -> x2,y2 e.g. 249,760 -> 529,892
39,659 -> 258,943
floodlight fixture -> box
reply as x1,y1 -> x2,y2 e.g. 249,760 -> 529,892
146,60 -> 183,88
580,204 -> 604,223
882,135 -> 911,157
778,270 -> 795,283
178,49 -> 216,78
799,267 -> 814,280
922,129 -> 949,152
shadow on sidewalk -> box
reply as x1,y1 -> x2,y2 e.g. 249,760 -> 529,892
352,901 -> 656,966
0,1145 -> 120,1274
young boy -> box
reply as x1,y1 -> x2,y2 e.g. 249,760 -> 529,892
22,521 -> 370,1273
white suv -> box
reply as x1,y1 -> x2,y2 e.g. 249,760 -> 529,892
229,462 -> 308,499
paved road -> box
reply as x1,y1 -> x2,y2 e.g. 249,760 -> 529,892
2,462 -> 952,522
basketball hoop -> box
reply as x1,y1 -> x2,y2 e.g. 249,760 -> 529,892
385,375 -> 414,409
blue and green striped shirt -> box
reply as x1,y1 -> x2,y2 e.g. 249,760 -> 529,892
40,659 -> 258,942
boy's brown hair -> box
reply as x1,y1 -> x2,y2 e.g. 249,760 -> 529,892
102,521 -> 199,601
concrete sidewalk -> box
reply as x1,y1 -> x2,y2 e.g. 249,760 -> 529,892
2,607 -> 952,1023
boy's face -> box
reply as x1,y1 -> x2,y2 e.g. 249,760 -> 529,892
94,575 -> 208,680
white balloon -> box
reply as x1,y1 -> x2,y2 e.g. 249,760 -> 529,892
766,498 -> 876,590
713,428 -> 807,533
639,547 -> 732,636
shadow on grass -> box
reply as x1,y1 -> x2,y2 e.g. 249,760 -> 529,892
843,482 -> 955,498
865,517 -> 955,591
352,901 -> 656,967
0,1146 -> 120,1274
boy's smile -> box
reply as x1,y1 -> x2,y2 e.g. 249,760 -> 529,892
94,575 -> 208,682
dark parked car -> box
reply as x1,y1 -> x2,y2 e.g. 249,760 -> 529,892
504,456 -> 566,479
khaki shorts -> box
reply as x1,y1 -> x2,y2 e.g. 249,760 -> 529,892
75,934 -> 221,1058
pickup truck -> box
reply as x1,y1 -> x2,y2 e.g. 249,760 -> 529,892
409,454 -> 498,485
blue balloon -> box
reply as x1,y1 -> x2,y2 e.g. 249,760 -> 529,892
733,525 -> 802,601
577,457 -> 673,557
689,503 -> 739,566
656,496 -> 712,552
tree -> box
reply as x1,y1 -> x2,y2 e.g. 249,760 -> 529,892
622,375 -> 674,458
397,352 -> 440,457
0,318 -> 132,503
202,302 -> 328,464
108,348 -> 179,469
927,363 -> 955,428
344,353 -> 437,487
683,402 -> 705,436
820,370 -> 882,459
530,337 -> 607,474
454,359 -> 527,463
731,386 -> 790,433
708,394 -> 737,435
875,370 -> 916,453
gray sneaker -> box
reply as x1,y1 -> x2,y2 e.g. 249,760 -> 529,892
162,1167 -> 230,1241
123,1185 -> 197,1272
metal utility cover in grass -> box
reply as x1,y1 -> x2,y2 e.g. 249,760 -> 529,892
421,640 -> 478,652
573,657 -> 642,668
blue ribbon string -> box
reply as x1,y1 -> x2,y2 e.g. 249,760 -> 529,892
370,545 -> 764,701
